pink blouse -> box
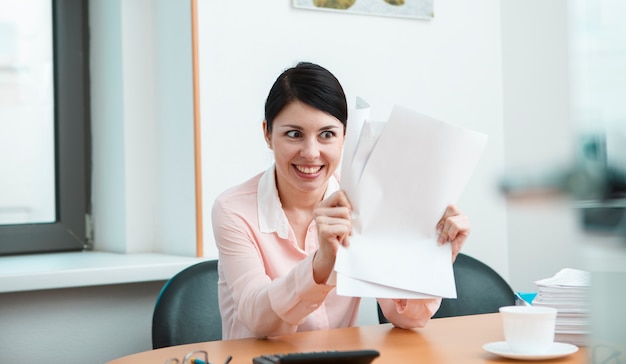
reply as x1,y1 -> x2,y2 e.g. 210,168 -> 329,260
212,166 -> 441,340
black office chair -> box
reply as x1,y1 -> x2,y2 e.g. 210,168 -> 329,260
152,259 -> 222,349
378,253 -> 515,323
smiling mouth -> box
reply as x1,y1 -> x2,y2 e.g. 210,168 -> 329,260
294,165 -> 323,174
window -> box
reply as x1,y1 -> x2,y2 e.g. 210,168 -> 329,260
0,0 -> 90,255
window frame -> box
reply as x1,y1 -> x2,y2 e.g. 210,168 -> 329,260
0,0 -> 90,255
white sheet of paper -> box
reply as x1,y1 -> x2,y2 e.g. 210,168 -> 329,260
340,97 -> 372,203
335,104 -> 488,298
336,272 -> 440,299
342,97 -> 370,174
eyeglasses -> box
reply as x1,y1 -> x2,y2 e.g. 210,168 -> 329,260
164,350 -> 233,364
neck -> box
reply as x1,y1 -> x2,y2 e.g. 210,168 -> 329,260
276,179 -> 328,212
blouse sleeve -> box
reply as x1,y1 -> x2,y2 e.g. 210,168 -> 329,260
212,197 -> 334,338
376,297 -> 442,329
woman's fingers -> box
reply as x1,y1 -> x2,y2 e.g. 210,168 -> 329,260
314,206 -> 352,220
314,191 -> 353,254
437,205 -> 470,242
436,204 -> 471,262
312,191 -> 353,283
315,215 -> 352,243
318,190 -> 352,210
315,212 -> 352,248
438,214 -> 470,243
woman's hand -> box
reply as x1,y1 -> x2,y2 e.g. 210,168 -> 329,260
436,204 -> 470,262
312,190 -> 352,284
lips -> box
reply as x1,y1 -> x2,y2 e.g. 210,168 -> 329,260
293,164 -> 326,181
294,165 -> 323,174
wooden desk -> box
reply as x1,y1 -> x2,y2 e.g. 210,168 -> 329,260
108,313 -> 587,364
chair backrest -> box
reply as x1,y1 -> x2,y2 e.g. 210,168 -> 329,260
152,259 -> 222,349
378,253 -> 515,323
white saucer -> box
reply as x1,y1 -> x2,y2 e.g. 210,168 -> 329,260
482,341 -> 579,360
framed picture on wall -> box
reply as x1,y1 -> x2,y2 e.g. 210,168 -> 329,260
292,0 -> 434,20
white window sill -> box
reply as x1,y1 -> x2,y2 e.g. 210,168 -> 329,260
0,251 -> 207,293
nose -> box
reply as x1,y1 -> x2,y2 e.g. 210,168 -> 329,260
300,137 -> 320,160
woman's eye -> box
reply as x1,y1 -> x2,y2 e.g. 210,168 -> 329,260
320,130 -> 335,139
286,130 -> 302,138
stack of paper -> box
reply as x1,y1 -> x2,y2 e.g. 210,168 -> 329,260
334,99 -> 488,299
532,268 -> 591,346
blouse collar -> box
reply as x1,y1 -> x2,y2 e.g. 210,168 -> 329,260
257,165 -> 340,239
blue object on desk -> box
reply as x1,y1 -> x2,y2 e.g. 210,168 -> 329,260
515,292 -> 537,305
192,356 -> 232,364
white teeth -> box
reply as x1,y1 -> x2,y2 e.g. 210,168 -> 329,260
295,165 -> 322,174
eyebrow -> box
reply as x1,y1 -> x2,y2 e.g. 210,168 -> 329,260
277,124 -> 342,131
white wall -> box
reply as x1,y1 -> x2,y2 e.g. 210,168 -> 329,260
91,0 -> 196,256
501,0 -> 585,291
198,0 -> 510,284
0,282 -> 164,364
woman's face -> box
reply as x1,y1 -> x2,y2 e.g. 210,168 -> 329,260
264,100 -> 345,198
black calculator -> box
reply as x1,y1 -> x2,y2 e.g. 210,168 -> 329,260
252,349 -> 380,364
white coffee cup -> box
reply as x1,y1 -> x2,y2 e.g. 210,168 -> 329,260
499,305 -> 557,354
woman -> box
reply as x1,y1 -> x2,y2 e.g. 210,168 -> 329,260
212,62 -> 470,340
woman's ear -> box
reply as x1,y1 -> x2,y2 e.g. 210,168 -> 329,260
262,120 -> 272,149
